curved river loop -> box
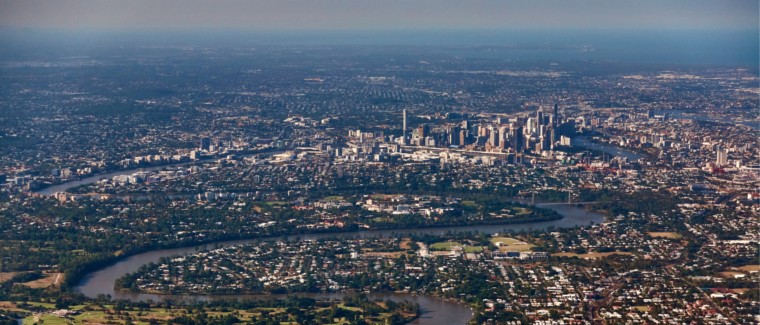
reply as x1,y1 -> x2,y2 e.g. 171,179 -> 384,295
33,152 -> 611,324
74,203 -> 603,325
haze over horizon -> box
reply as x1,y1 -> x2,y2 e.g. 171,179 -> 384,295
0,0 -> 757,31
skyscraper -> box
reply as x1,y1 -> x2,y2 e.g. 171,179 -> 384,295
512,126 -> 524,153
449,126 -> 461,145
199,137 -> 211,151
418,124 -> 429,139
402,109 -> 407,144
499,126 -> 509,149
716,148 -> 728,166
553,103 -> 559,127
536,110 -> 544,127
488,127 -> 499,148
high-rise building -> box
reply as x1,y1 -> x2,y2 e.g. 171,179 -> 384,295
402,109 -> 407,144
553,103 -> 559,127
526,117 -> 536,134
418,124 -> 430,139
488,127 -> 499,148
499,126 -> 509,149
536,110 -> 544,127
511,126 -> 524,153
199,137 -> 211,151
449,126 -> 461,146
716,148 -> 728,166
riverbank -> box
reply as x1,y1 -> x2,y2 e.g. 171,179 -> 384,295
62,207 -> 564,289
72,204 -> 601,324
572,135 -> 648,161
31,148 -> 283,196
6,296 -> 424,325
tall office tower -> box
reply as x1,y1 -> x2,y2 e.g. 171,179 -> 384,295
536,110 -> 544,127
402,109 -> 407,143
459,130 -> 468,146
543,132 -> 553,151
553,103 -> 559,126
418,125 -> 430,139
449,126 -> 461,145
488,127 -> 499,148
499,126 -> 509,149
512,126 -> 524,153
199,137 -> 211,151
549,128 -> 557,148
716,148 -> 728,166
526,117 -> 535,134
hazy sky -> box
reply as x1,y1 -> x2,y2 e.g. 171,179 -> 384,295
0,0 -> 757,31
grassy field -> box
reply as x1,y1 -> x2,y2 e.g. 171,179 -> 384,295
0,272 -> 18,283
647,232 -> 682,239
430,241 -> 483,253
18,304 -> 287,325
11,299 -> 410,325
430,241 -> 462,251
24,314 -> 68,325
737,265 -> 760,272
22,272 -> 63,288
633,306 -> 651,312
491,237 -> 534,252
463,246 -> 483,253
553,251 -> 634,259
719,271 -> 745,278
511,207 -> 531,215
24,302 -> 58,309
399,238 -> 412,250
322,195 -> 344,201
0,301 -> 26,312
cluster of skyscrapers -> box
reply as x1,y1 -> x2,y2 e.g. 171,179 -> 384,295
398,104 -> 575,155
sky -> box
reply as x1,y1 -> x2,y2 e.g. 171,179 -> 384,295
0,0 -> 757,31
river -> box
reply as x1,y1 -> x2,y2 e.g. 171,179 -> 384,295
34,149 -> 285,196
35,165 -> 184,196
74,204 -> 602,325
572,136 -> 646,161
39,151 -> 603,324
